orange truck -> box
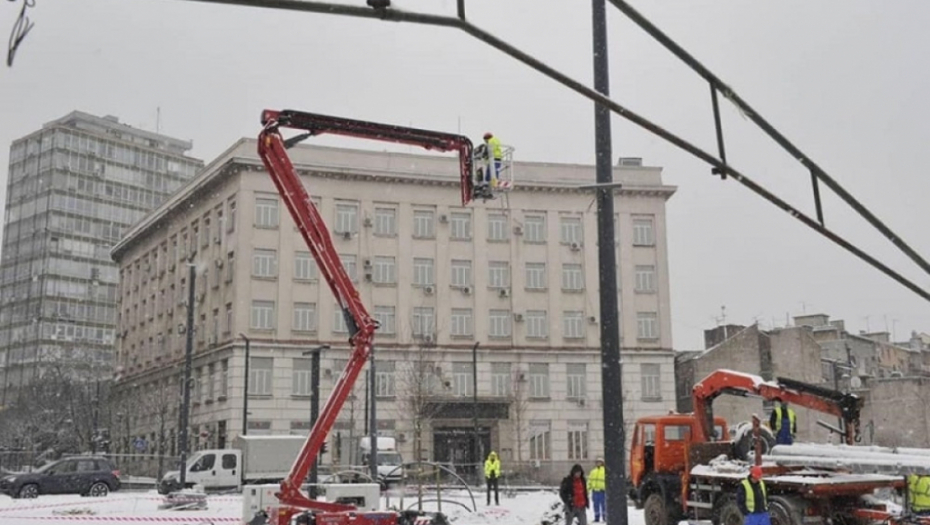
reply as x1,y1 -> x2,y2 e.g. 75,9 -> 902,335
627,369 -> 920,525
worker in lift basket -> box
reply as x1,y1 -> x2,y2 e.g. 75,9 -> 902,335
907,474 -> 930,515
769,397 -> 797,445
737,465 -> 771,525
483,132 -> 503,188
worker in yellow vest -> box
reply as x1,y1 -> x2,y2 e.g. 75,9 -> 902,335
737,465 -> 771,525
769,397 -> 797,445
483,132 -> 503,188
908,474 -> 930,515
587,457 -> 606,522
484,451 -> 501,505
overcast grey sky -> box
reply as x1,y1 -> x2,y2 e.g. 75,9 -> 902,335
1,0 -> 927,349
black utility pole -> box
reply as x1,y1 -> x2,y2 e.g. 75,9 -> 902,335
91,380 -> 100,454
592,1 -> 628,523
471,342 -> 480,483
368,345 -> 377,483
240,333 -> 251,436
178,264 -> 196,488
302,345 -> 328,498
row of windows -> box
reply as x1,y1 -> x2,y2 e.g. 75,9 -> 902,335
249,249 -> 658,293
246,357 -> 664,405
255,196 -> 658,247
246,300 -> 661,341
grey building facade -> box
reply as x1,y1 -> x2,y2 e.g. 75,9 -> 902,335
0,111 -> 202,403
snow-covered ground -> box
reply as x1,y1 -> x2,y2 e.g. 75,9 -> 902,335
0,489 -> 649,525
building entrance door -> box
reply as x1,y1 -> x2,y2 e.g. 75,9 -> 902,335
432,427 -> 491,481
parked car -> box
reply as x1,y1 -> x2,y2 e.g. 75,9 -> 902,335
0,456 -> 120,499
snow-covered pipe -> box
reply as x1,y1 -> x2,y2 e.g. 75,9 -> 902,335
772,443 -> 930,458
767,454 -> 930,475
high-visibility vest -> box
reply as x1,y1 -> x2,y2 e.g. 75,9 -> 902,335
774,406 -> 797,433
487,136 -> 503,160
741,478 -> 767,513
588,466 -> 606,491
484,457 -> 501,478
908,475 -> 930,511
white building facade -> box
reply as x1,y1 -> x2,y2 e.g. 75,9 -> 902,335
110,140 -> 677,482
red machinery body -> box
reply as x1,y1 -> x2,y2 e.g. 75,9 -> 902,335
256,109 -> 476,525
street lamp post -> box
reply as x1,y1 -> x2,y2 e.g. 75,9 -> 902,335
239,333 -> 251,436
302,345 -> 329,498
471,342 -> 480,484
178,263 -> 196,489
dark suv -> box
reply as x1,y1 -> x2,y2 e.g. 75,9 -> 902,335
0,456 -> 121,498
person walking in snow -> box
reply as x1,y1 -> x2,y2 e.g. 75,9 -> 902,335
737,465 -> 772,525
768,397 -> 797,445
587,457 -> 606,522
484,451 -> 501,505
560,464 -> 589,525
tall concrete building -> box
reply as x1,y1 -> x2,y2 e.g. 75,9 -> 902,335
0,111 -> 202,402
111,140 -> 676,481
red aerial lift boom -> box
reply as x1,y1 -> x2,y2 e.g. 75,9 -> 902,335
255,109 -> 478,525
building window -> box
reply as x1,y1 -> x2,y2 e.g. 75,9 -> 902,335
373,306 -> 396,335
489,309 -> 512,338
563,311 -> 585,339
488,261 -> 510,289
525,263 -> 547,290
637,312 -> 659,340
374,207 -> 397,236
562,264 -> 584,291
560,216 -> 583,244
255,197 -> 279,228
294,252 -> 317,281
333,306 -> 348,334
335,202 -> 359,234
226,252 -> 235,282
641,363 -> 661,401
376,361 -> 396,398
529,421 -> 551,461
566,364 -> 586,399
450,212 -> 471,240
250,301 -> 275,330
451,259 -> 472,288
249,357 -> 273,396
413,210 -> 435,239
528,363 -> 549,398
201,214 -> 211,248
491,363 -> 511,397
524,214 -> 546,243
451,308 -> 473,337
411,307 -> 435,338
633,215 -> 655,246
293,302 -> 317,332
252,249 -> 278,278
526,310 -> 548,339
292,358 -> 311,396
452,362 -> 474,397
567,421 -> 589,460
488,213 -> 508,241
227,198 -> 237,233
635,265 -> 656,293
220,360 -> 228,397
340,254 -> 357,282
413,258 -> 434,286
225,303 -> 233,334
372,256 -> 396,285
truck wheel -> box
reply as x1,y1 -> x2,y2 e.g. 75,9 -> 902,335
769,496 -> 803,525
644,493 -> 674,525
734,423 -> 776,460
711,498 -> 743,525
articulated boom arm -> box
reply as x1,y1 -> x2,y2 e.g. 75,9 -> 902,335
261,109 -> 477,205
692,369 -> 863,445
257,114 -> 379,515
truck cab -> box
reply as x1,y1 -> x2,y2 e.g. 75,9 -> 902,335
358,437 -> 404,485
159,449 -> 240,494
629,414 -> 728,512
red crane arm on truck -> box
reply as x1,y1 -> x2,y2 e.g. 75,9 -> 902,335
256,109 -> 475,521
691,369 -> 863,445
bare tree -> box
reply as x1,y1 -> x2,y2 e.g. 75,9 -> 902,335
395,340 -> 445,465
508,367 -> 530,468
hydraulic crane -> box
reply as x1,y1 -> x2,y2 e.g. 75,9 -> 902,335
255,109 -> 482,525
